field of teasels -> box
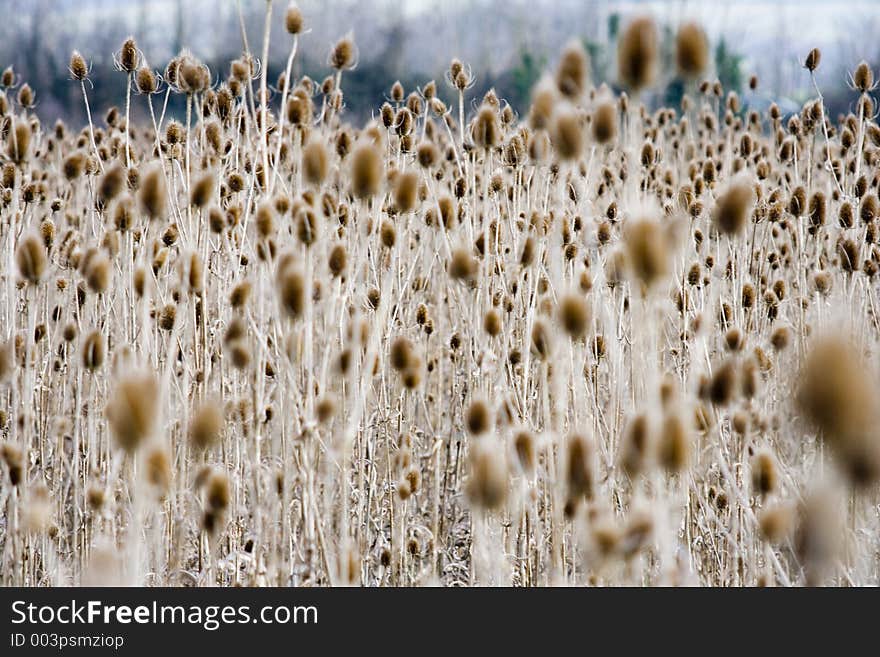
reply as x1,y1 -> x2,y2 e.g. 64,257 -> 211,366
0,3 -> 879,588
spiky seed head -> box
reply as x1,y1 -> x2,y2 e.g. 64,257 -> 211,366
135,67 -> 157,94
758,505 -> 793,544
804,48 -> 821,72
189,401 -> 224,451
483,309 -> 501,337
472,104 -> 501,150
620,413 -> 653,477
513,430 -> 536,475
659,412 -> 691,473
416,141 -> 438,169
118,37 -> 139,73
328,244 -> 347,278
69,51 -> 88,81
798,336 -> 880,486
330,34 -> 356,70
350,142 -> 383,199
466,443 -> 508,510
750,450 -> 778,496
303,140 -> 328,187
617,17 -> 658,90
277,267 -> 305,319
105,372 -> 159,452
7,120 -> 31,163
675,22 -> 709,78
556,39 -> 590,99
853,61 -> 874,93
17,83 -> 34,108
465,399 -> 492,436
566,433 -> 595,502
552,105 -> 583,160
531,320 -> 552,360
446,247 -> 475,281
624,217 -> 671,290
394,171 -> 419,213
592,101 -> 618,145
16,233 -> 46,284
713,178 -> 755,236
558,293 -> 590,339
81,330 -> 105,371
97,165 -> 125,209
137,164 -> 167,221
285,3 -> 304,34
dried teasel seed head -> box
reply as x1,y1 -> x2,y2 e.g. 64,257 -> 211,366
675,22 -> 709,78
617,17 -> 658,91
136,67 -> 157,94
623,216 -> 672,290
389,336 -> 413,371
472,104 -> 501,150
285,2 -> 304,35
303,139 -> 328,188
804,48 -> 821,72
7,119 -> 31,163
277,267 -> 305,319
853,60 -> 874,93
105,372 -> 160,453
350,142 -> 383,199
620,413 -> 653,478
394,171 -> 419,213
513,430 -> 536,475
81,330 -> 105,371
138,164 -> 167,220
552,105 -> 583,161
16,233 -> 47,285
328,243 -> 347,278
566,433 -> 595,503
797,336 -> 880,486
658,412 -> 691,473
189,401 -> 224,451
69,50 -> 88,81
190,172 -> 215,208
118,37 -> 139,73
592,100 -> 618,145
97,165 -> 126,208
466,442 -> 508,511
330,33 -> 357,70
558,293 -> 590,339
1,442 -> 23,486
465,399 -> 492,436
713,178 -> 755,236
448,247 -> 477,281
556,39 -> 590,99
750,449 -> 778,496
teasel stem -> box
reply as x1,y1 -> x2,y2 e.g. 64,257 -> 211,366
124,71 -> 132,167
80,79 -> 103,171
270,35 -> 299,196
259,0 -> 274,193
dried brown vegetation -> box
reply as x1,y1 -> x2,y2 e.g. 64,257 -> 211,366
0,6 -> 879,587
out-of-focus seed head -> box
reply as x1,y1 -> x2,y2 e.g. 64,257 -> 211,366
713,177 -> 755,236
285,3 -> 304,35
330,33 -> 357,70
69,51 -> 88,81
617,17 -> 659,91
556,39 -> 590,99
16,233 -> 47,285
675,22 -> 709,78
350,141 -> 383,199
105,372 -> 159,453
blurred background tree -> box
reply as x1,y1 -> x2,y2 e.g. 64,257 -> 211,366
0,0 -> 874,128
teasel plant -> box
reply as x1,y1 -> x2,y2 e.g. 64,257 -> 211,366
3,6 -> 880,588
